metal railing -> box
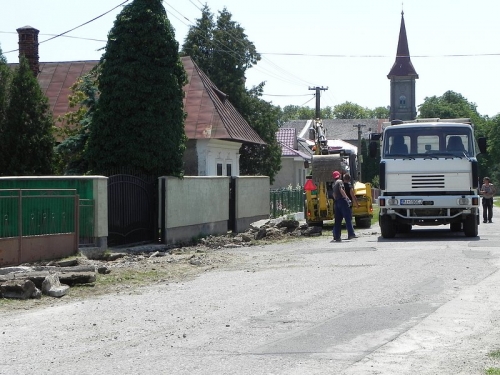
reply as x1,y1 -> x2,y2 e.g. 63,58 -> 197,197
0,189 -> 95,245
270,186 -> 304,219
0,189 -> 78,237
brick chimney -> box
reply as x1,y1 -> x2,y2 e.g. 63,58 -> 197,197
16,26 -> 40,77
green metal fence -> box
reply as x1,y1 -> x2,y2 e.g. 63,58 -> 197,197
270,187 -> 304,219
0,189 -> 78,237
0,189 -> 94,241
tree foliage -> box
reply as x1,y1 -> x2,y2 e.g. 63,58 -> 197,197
239,86 -> 281,182
333,101 -> 370,119
1,56 -> 54,175
180,4 -> 215,72
417,90 -> 495,182
368,106 -> 390,119
280,103 -> 389,123
183,5 -> 281,182
0,45 -> 12,173
54,68 -> 99,174
86,0 -> 187,176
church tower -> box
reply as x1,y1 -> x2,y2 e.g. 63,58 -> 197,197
388,12 -> 418,121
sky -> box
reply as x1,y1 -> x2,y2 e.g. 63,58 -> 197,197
2,0 -> 500,117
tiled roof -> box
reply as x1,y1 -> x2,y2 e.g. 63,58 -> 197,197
40,61 -> 98,120
8,57 -> 265,145
276,128 -> 297,154
8,61 -> 98,120
276,128 -> 311,159
282,119 -> 385,142
182,56 -> 265,145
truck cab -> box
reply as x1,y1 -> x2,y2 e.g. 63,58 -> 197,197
370,118 -> 487,238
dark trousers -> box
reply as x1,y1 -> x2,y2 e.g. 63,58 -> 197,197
333,199 -> 355,239
483,198 -> 493,221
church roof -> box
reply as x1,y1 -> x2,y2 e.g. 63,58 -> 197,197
387,12 -> 419,79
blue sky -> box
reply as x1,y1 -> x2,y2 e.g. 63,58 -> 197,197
2,0 -> 500,117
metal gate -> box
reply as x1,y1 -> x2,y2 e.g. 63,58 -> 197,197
107,174 -> 158,247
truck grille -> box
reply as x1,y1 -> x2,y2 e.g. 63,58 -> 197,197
411,174 -> 445,189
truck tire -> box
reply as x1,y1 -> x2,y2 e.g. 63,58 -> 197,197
355,217 -> 372,229
463,214 -> 478,237
380,215 -> 396,238
397,223 -> 412,233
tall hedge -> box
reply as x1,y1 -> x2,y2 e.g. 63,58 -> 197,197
1,56 -> 54,175
86,0 -> 187,176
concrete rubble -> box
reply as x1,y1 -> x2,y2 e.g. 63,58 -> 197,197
0,218 -> 316,300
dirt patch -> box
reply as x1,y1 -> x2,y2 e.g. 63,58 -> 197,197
0,219 -> 319,311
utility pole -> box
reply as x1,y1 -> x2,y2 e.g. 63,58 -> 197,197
353,123 -> 366,181
308,86 -> 328,119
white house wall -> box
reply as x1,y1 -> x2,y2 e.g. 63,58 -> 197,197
196,139 -> 241,176
271,157 -> 306,189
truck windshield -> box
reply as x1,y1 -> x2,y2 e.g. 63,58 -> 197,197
383,126 -> 474,158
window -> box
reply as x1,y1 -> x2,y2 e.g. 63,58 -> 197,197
399,95 -> 407,108
217,163 -> 223,176
226,164 -> 232,177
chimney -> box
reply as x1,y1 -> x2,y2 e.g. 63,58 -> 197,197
16,26 -> 40,77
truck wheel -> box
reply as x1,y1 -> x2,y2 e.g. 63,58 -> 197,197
463,214 -> 478,237
450,222 -> 462,232
355,217 -> 372,229
397,223 -> 412,233
380,215 -> 396,238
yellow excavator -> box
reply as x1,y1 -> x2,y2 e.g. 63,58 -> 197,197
304,118 -> 373,228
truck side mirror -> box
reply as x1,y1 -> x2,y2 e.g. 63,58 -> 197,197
478,137 -> 487,154
304,160 -> 309,169
369,141 -> 378,158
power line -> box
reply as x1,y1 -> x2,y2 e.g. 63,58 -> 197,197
259,52 -> 500,58
2,0 -> 130,54
0,31 -> 106,43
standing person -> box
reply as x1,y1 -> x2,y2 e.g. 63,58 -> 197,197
343,173 -> 360,209
332,171 -> 357,242
480,177 -> 496,223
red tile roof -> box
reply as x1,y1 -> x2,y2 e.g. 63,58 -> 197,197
182,56 -> 265,145
9,57 -> 265,145
276,128 -> 297,155
38,61 -> 98,120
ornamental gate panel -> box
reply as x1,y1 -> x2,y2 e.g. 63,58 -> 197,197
107,174 -> 158,247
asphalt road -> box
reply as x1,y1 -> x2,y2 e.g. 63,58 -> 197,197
2,207 -> 500,375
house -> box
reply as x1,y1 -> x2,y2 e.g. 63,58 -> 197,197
271,128 -> 312,189
9,26 -> 265,177
273,119 -> 385,185
282,119 -> 384,150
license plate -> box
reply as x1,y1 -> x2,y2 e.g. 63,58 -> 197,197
400,199 -> 423,205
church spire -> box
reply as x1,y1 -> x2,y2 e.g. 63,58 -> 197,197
387,11 -> 418,78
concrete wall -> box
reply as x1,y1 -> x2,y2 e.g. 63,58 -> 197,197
93,177 -> 108,248
159,176 -> 271,244
234,176 -> 270,233
161,176 -> 230,244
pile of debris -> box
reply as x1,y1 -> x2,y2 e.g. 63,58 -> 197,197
0,218 -> 323,300
0,260 -> 98,300
199,218 -> 322,248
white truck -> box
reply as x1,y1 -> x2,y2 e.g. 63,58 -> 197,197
369,118 -> 487,238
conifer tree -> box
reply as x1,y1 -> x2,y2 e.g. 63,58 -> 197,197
183,6 -> 282,183
86,0 -> 187,176
0,45 -> 12,173
2,56 -> 54,175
